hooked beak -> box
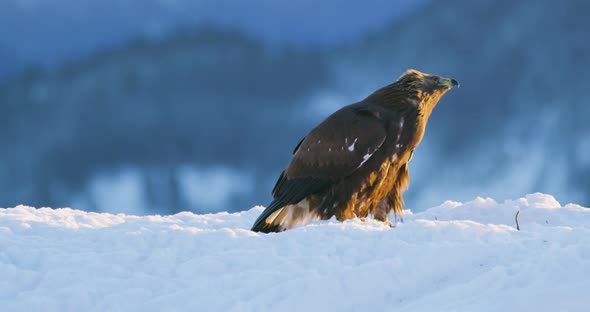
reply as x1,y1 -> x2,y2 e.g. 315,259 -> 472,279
439,77 -> 460,89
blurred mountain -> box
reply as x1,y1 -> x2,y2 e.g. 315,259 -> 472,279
0,29 -> 329,213
0,0 -> 588,213
0,0 -> 422,72
0,47 -> 27,78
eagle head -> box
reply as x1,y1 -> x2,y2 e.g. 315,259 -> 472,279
398,69 -> 460,94
384,69 -> 460,116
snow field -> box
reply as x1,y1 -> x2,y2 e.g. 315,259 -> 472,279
1,193 -> 589,311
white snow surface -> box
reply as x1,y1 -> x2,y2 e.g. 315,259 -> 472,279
1,193 -> 589,311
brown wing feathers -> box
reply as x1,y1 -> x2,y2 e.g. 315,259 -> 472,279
251,106 -> 387,232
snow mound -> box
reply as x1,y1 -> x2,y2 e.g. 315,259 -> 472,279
1,193 -> 589,311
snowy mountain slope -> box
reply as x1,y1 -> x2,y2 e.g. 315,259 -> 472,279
1,193 -> 588,311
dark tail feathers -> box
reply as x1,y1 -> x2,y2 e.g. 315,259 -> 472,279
251,200 -> 287,233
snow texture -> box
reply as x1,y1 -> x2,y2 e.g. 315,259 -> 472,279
1,193 -> 589,311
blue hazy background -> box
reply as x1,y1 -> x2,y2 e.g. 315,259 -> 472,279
1,0 -> 588,214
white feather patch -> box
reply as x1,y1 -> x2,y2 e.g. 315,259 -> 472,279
358,152 -> 373,168
348,138 -> 358,152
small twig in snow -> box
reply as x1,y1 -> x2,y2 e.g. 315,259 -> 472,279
515,210 -> 521,231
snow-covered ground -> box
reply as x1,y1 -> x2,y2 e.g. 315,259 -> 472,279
1,193 -> 589,311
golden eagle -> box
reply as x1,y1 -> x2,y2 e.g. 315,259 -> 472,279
252,69 -> 459,233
